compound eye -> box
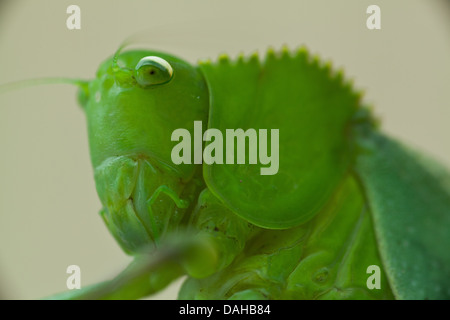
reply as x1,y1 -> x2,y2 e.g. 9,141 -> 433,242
135,56 -> 173,87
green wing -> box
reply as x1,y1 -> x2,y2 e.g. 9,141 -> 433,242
198,48 -> 361,229
355,130 -> 450,299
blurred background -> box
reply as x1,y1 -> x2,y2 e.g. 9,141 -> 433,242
0,0 -> 449,299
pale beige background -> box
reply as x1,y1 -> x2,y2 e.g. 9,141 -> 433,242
0,0 -> 449,299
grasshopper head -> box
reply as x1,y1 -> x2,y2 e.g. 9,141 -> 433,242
78,50 -> 209,253
79,50 -> 209,180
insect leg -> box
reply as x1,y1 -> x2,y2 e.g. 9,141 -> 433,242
46,248 -> 184,300
146,185 -> 190,245
184,188 -> 258,278
147,185 -> 189,210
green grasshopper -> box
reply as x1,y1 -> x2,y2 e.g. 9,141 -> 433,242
2,43 -> 449,300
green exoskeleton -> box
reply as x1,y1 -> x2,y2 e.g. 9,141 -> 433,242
3,44 -> 449,300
